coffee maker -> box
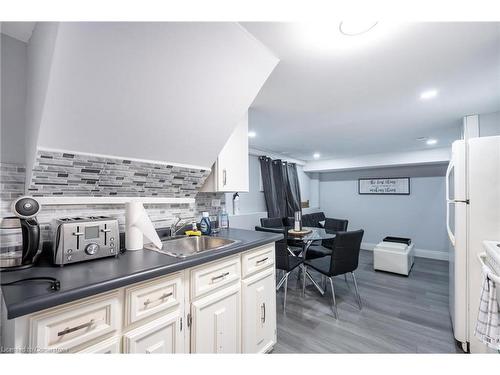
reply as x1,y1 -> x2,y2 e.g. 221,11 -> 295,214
0,196 -> 41,271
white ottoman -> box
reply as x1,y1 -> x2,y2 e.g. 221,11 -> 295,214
373,241 -> 415,276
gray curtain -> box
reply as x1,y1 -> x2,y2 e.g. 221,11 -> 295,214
259,156 -> 301,218
285,162 -> 302,216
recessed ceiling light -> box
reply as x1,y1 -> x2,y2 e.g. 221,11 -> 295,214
426,138 -> 438,145
420,89 -> 438,100
313,153 -> 321,159
339,21 -> 378,36
248,131 -> 256,138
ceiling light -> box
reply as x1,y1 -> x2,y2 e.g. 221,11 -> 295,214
339,21 -> 378,36
420,89 -> 438,100
296,22 -> 404,54
426,138 -> 438,145
313,153 -> 321,159
248,131 -> 256,138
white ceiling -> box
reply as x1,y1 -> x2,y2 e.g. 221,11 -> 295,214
1,22 -> 36,42
242,22 -> 500,161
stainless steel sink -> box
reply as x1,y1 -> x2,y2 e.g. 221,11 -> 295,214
144,236 -> 240,258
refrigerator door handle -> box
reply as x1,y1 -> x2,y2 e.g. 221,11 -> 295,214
445,159 -> 456,246
446,200 -> 456,246
445,158 -> 454,201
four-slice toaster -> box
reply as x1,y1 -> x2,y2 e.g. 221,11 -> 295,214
52,216 -> 120,266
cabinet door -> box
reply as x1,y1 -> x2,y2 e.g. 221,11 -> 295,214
241,267 -> 277,353
76,336 -> 121,353
191,283 -> 241,353
216,112 -> 249,192
123,310 -> 184,354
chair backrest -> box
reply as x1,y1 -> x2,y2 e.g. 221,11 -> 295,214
328,230 -> 364,276
256,226 -> 293,271
274,232 -> 293,271
324,218 -> 348,232
302,212 -> 326,227
283,216 -> 294,228
311,212 -> 326,223
260,217 -> 284,228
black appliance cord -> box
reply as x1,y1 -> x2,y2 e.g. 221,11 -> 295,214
1,277 -> 61,291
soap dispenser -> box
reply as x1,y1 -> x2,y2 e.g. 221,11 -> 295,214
200,212 -> 212,235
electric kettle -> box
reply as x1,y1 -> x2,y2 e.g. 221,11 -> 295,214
0,196 -> 41,271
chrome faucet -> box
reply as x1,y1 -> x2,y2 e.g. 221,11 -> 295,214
170,217 -> 193,237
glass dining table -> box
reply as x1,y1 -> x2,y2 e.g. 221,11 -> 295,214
287,226 -> 336,295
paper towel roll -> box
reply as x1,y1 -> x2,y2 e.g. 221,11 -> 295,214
125,201 -> 162,251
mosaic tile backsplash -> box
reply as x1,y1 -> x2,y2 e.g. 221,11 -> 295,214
1,162 -> 225,243
0,161 -> 224,343
28,149 -> 211,197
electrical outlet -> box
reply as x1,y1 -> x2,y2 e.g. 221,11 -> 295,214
211,199 -> 221,207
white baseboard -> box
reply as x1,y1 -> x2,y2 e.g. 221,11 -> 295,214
361,242 -> 449,261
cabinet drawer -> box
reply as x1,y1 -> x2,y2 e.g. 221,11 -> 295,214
29,291 -> 120,352
191,255 -> 240,299
125,273 -> 183,326
76,336 -> 121,353
241,245 -> 275,279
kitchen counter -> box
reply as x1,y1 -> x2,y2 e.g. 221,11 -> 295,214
1,228 -> 282,319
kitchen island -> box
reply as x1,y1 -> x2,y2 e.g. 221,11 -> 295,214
1,228 -> 282,354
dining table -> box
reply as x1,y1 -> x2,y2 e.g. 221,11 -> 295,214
286,226 -> 336,296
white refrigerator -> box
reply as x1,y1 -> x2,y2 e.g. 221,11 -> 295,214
446,135 -> 500,353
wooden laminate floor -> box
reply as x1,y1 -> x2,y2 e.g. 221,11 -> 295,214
274,250 -> 462,353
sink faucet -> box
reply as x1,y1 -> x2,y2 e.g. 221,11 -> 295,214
170,217 -> 194,237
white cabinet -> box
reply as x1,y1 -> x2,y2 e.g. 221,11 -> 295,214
123,311 -> 184,353
190,283 -> 241,353
76,336 -> 121,353
201,113 -> 249,192
2,243 -> 277,354
241,261 -> 276,353
28,291 -> 121,353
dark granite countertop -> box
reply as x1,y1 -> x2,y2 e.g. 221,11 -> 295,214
1,228 -> 282,319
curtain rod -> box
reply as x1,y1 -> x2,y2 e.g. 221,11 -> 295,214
249,148 -> 306,166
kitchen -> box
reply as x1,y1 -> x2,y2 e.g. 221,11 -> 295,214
1,2 -> 500,370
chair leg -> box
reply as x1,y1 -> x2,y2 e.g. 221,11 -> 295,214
351,272 -> 362,310
283,272 -> 289,311
344,273 -> 350,288
302,265 -> 307,296
276,271 -> 287,291
322,274 -> 327,290
328,277 -> 338,319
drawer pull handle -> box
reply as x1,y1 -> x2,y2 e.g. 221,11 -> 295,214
58,319 -> 95,337
256,257 -> 268,264
160,292 -> 173,300
212,272 -> 230,282
261,303 -> 266,324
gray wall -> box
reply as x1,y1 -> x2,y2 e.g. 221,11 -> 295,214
319,164 -> 449,257
224,154 -> 320,230
1,34 -> 27,164
479,111 -> 500,137
225,155 -> 267,214
225,154 -> 317,215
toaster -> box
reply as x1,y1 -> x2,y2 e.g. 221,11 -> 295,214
52,216 -> 120,266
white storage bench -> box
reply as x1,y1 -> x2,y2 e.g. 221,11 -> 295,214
373,238 -> 414,276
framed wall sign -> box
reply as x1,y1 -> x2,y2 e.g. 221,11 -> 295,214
358,177 -> 410,195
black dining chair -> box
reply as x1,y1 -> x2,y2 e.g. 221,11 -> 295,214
255,225 -> 303,311
321,218 -> 349,249
302,229 -> 364,319
260,217 -> 285,228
